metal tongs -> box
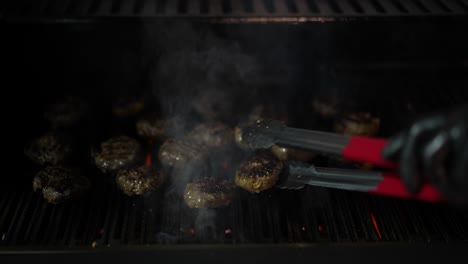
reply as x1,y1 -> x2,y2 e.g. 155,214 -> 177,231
239,120 -> 443,202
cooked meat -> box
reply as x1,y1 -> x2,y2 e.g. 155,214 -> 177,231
312,98 -> 338,118
116,166 -> 166,196
334,112 -> 380,137
24,133 -> 71,165
136,115 -> 165,139
271,145 -> 316,162
112,96 -> 145,118
184,177 -> 235,208
186,122 -> 233,148
235,151 -> 283,193
94,136 -> 141,172
158,139 -> 207,167
44,96 -> 87,127
33,166 -> 90,204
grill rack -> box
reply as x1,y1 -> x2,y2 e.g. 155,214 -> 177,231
1,183 -> 468,247
2,0 -> 468,22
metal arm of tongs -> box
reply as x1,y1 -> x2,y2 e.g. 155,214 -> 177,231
239,120 -> 443,202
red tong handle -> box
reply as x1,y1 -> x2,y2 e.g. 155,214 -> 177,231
370,172 -> 443,202
342,136 -> 398,169
342,136 -> 443,202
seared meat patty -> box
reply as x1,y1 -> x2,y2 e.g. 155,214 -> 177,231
235,151 -> 283,193
33,166 -> 90,204
186,122 -> 233,148
158,139 -> 207,167
44,96 -> 87,127
24,133 -> 71,165
184,177 -> 235,208
334,112 -> 380,137
136,115 -> 165,139
94,136 -> 141,172
116,166 -> 166,196
312,98 -> 338,118
112,96 -> 145,118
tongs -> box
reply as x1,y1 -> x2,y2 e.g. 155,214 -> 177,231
239,120 -> 443,202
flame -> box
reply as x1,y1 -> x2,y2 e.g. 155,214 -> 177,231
145,153 -> 152,167
370,213 -> 382,239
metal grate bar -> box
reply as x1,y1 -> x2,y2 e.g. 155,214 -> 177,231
379,0 -> 403,14
0,192 -> 18,245
73,0 -> 94,16
408,0 -> 431,13
231,0 -> 246,14
251,0 -> 269,14
141,0 -> 155,15
276,0 -> 291,13
92,0 -> 109,15
423,0 -> 451,13
294,0 -> 313,13
456,0 -> 468,10
2,193 -> 27,245
5,192 -> 33,245
339,0 -> 358,14
4,0 -> 468,20
347,0 -> 365,13
433,0 -> 454,12
315,0 -> 336,14
209,0 -> 224,15
120,0 -> 135,15
185,0 -> 200,14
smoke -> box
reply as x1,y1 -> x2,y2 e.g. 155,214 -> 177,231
145,22 -> 261,129
143,22 -> 260,239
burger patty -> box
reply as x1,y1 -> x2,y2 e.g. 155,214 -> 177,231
24,133 -> 71,165
33,166 -> 90,204
235,151 -> 283,193
44,96 -> 87,127
186,122 -> 233,148
94,136 -> 141,172
136,115 -> 165,139
334,112 -> 380,137
116,166 -> 166,196
312,97 -> 338,118
158,139 -> 207,167
184,177 -> 235,208
112,96 -> 145,118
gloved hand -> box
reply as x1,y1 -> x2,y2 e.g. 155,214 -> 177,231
382,105 -> 468,204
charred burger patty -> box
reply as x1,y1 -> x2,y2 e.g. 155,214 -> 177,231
33,166 -> 90,204
94,136 -> 141,172
235,151 -> 283,193
116,166 -> 166,196
184,177 -> 235,208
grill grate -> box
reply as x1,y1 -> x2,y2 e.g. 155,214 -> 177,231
1,185 -> 468,247
2,0 -> 468,22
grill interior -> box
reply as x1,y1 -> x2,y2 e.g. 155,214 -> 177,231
5,9 -> 468,250
3,0 -> 468,22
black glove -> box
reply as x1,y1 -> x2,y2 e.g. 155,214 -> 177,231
382,105 -> 468,204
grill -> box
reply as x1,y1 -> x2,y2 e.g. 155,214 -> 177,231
4,0 -> 468,262
2,0 -> 468,22
2,180 -> 468,247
